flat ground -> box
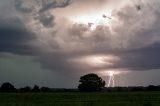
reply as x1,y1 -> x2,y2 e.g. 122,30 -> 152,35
0,92 -> 160,106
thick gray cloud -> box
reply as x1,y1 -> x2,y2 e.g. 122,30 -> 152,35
14,0 -> 33,13
117,43 -> 160,71
38,0 -> 73,12
34,12 -> 55,28
1,0 -> 160,87
14,0 -> 72,28
2,0 -> 160,71
14,0 -> 73,13
0,16 -> 37,55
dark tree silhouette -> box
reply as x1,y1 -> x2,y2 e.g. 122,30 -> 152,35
19,86 -> 31,92
32,85 -> 40,92
78,73 -> 105,92
147,85 -> 160,91
0,82 -> 15,92
41,87 -> 51,92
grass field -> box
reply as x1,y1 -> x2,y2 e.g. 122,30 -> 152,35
0,92 -> 160,106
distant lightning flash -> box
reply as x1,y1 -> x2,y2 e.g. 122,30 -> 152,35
112,74 -> 115,87
107,75 -> 111,87
107,71 -> 115,87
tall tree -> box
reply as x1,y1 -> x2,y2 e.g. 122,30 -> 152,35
78,73 -> 105,92
0,82 -> 15,92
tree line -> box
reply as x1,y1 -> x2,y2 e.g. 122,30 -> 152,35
1,73 -> 160,92
0,82 -> 79,93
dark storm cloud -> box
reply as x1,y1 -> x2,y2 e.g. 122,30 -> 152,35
14,0 -> 73,13
93,43 -> 160,71
88,3 -> 160,71
13,0 -> 73,28
14,0 -> 33,13
34,12 -> 55,28
117,43 -> 160,71
47,1 -> 160,73
0,17 -> 37,55
36,0 -> 73,28
1,0 -> 160,88
0,0 -> 74,55
8,0 -> 160,74
38,0 -> 73,12
107,3 -> 160,71
35,53 -> 75,76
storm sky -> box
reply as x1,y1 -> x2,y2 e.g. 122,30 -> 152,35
0,0 -> 160,88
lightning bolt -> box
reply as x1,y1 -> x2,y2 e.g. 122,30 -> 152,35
107,71 -> 115,87
111,75 -> 115,87
107,75 -> 112,87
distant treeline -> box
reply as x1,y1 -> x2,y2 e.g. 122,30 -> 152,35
0,82 -> 78,93
0,82 -> 160,93
103,85 -> 160,92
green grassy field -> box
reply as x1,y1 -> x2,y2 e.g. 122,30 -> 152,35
0,92 -> 160,106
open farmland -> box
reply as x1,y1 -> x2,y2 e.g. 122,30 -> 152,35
0,92 -> 160,106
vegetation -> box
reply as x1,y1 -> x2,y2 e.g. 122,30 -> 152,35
78,73 -> 105,92
32,85 -> 40,92
0,73 -> 160,106
0,82 -> 15,92
0,92 -> 160,106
